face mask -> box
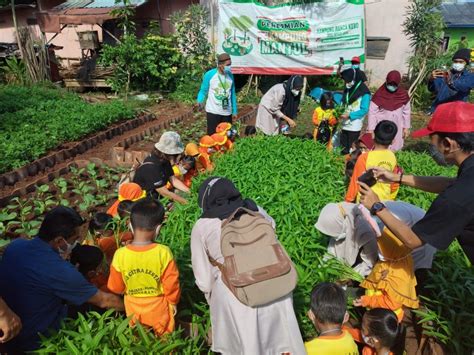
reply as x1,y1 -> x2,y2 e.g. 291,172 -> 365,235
429,144 -> 454,166
362,334 -> 372,345
386,85 -> 398,93
224,65 -> 232,74
178,164 -> 188,175
352,65 -> 360,69
452,62 -> 466,72
208,147 -> 216,154
346,81 -> 354,89
60,239 -> 79,258
291,89 -> 300,96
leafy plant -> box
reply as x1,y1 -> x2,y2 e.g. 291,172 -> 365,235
1,56 -> 30,85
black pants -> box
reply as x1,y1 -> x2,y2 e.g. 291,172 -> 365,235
207,112 -> 232,135
340,130 -> 361,155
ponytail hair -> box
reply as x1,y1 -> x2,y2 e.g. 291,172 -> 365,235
364,308 -> 406,355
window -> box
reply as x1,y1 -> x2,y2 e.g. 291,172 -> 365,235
366,37 -> 391,60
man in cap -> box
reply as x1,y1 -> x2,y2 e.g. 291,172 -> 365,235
133,131 -> 190,204
428,48 -> 474,113
337,55 -> 368,84
197,53 -> 238,135
357,101 -> 474,264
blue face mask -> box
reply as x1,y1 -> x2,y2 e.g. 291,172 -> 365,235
224,65 -> 232,74
352,65 -> 360,69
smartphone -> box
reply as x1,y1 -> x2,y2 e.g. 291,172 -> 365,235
358,169 -> 377,187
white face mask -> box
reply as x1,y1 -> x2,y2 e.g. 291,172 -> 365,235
452,62 -> 466,72
346,81 -> 354,89
59,239 -> 79,258
291,89 -> 300,96
178,164 -> 188,175
386,85 -> 398,93
362,334 -> 372,345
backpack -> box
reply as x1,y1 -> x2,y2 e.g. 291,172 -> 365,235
316,119 -> 331,145
208,207 -> 297,307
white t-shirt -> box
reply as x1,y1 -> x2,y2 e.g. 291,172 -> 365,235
205,71 -> 233,116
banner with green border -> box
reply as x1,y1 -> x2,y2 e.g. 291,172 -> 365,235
218,0 -> 365,75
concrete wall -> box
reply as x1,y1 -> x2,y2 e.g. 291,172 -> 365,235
0,8 -> 41,43
365,0 -> 414,87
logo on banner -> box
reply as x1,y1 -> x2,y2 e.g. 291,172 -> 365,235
222,16 -> 255,56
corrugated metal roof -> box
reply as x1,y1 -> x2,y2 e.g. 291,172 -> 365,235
54,0 -> 146,11
440,3 -> 474,27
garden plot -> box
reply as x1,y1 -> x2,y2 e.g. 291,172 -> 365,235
1,135 -> 472,353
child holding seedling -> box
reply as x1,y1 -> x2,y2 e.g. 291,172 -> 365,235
346,308 -> 405,355
313,92 -> 338,149
345,121 -> 400,203
305,282 -> 359,355
353,207 -> 419,323
107,199 -> 180,335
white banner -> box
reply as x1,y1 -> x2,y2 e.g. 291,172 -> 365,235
217,0 -> 366,75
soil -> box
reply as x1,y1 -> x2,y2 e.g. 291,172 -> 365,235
0,100 -> 191,199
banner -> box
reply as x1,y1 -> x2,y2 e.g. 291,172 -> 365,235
217,0 -> 365,75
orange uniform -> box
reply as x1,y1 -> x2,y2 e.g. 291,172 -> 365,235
107,183 -> 146,217
360,228 -> 419,322
345,150 -> 399,203
198,135 -> 216,171
108,243 -> 180,335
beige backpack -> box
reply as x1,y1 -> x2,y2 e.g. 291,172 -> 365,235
208,207 -> 297,307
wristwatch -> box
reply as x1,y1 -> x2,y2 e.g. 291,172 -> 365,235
370,202 -> 386,216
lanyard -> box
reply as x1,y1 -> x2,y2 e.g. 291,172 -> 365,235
345,80 -> 363,103
217,72 -> 228,90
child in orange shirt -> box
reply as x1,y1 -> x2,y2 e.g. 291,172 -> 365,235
345,121 -> 400,203
107,199 -> 180,335
107,183 -> 146,217
198,135 -> 217,171
70,245 -> 109,291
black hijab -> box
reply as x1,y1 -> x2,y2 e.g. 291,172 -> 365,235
341,68 -> 371,104
198,177 -> 258,220
281,75 -> 304,119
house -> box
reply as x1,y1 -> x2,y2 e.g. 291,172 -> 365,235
364,0 -> 414,87
440,2 -> 474,58
0,0 -> 197,65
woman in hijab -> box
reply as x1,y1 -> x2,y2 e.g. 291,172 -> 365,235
339,68 -> 371,154
255,75 -> 304,135
368,70 -> 411,151
190,177 -> 305,355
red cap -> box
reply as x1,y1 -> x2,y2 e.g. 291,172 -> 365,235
351,56 -> 360,64
358,133 -> 375,150
412,102 -> 474,138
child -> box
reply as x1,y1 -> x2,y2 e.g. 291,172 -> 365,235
117,200 -> 134,245
345,133 -> 375,179
70,245 -> 108,291
305,282 -> 359,355
211,133 -> 230,153
216,122 -> 237,150
345,121 -> 399,203
353,208 -> 419,323
89,212 -> 117,264
107,182 -> 146,217
198,135 -> 217,171
313,92 -> 338,148
107,199 -> 180,335
168,155 -> 197,189
346,308 -> 405,355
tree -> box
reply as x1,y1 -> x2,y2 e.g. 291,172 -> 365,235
403,0 -> 445,105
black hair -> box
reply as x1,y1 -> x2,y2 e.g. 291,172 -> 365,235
320,92 -> 335,110
38,206 -> 84,242
117,200 -> 135,218
374,120 -> 398,146
244,125 -> 257,136
364,308 -> 406,355
89,212 -> 113,232
345,148 -> 363,179
70,245 -> 104,276
436,132 -> 474,153
130,198 -> 165,231
310,282 -> 347,325
153,148 -> 180,162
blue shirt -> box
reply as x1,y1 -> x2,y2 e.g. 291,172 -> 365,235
428,69 -> 474,112
0,237 -> 97,351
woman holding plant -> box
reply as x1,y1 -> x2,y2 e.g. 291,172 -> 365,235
190,177 -> 305,355
255,75 -> 304,135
